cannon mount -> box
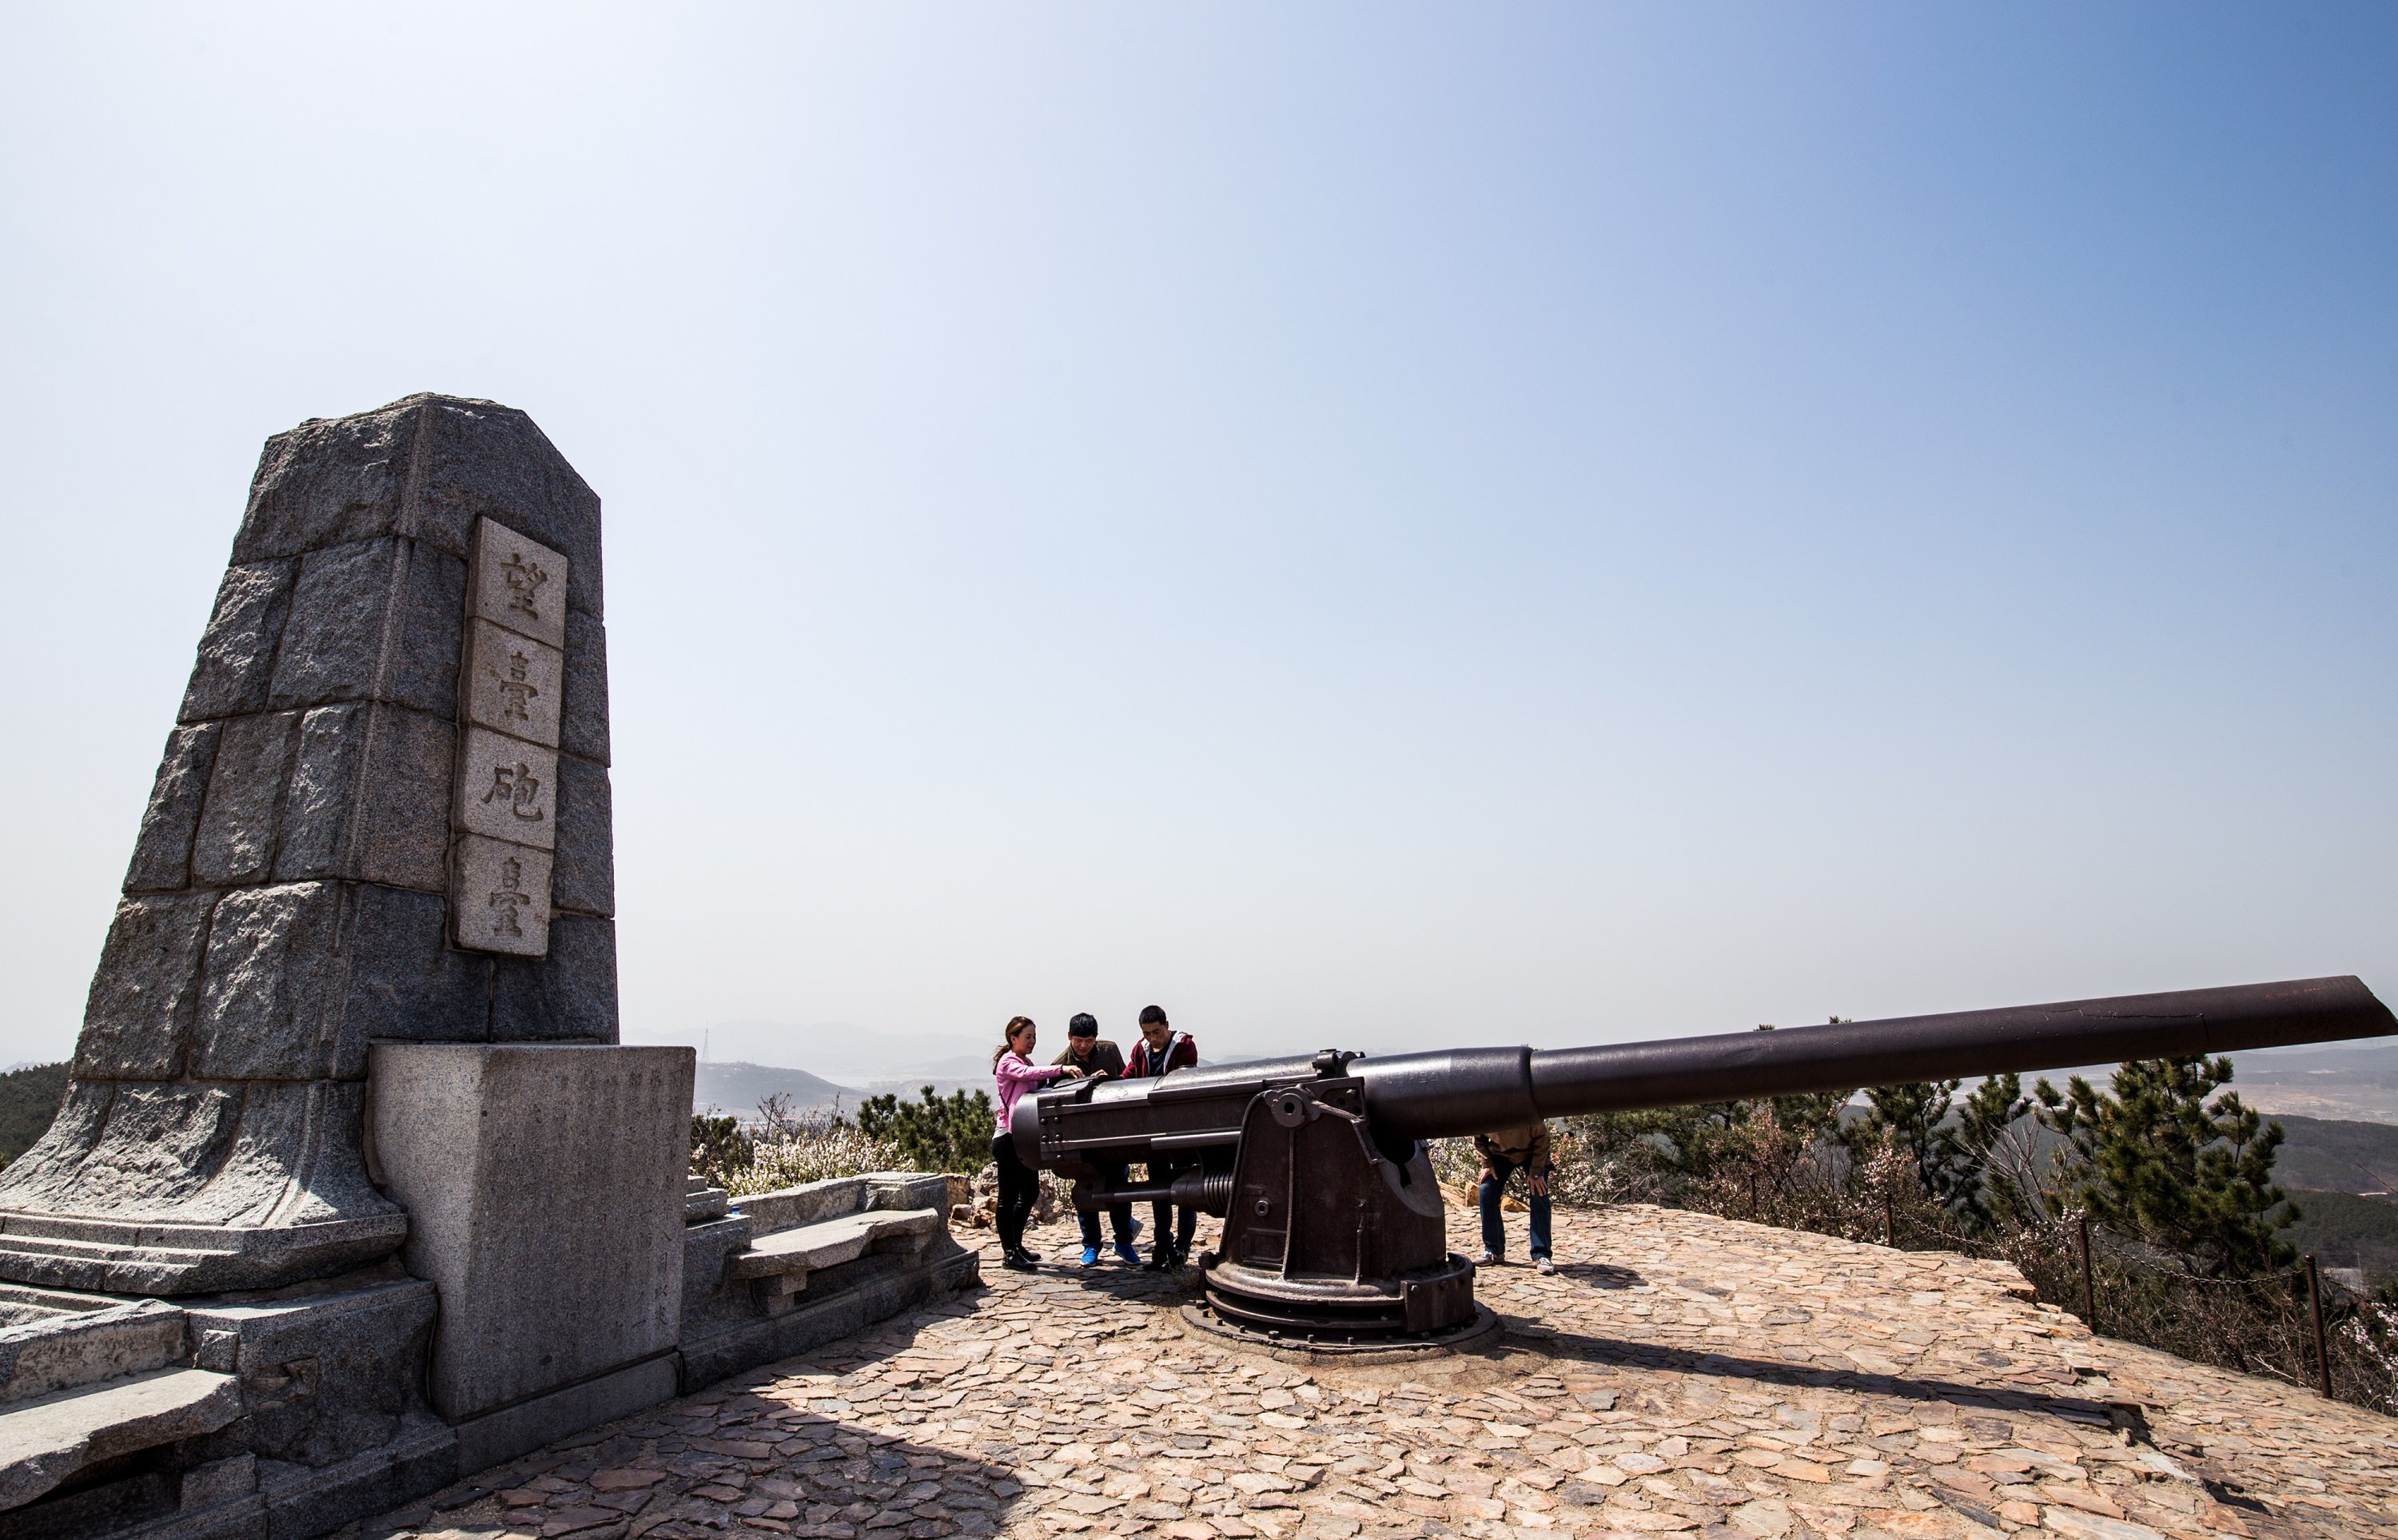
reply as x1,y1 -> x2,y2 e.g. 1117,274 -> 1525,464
1198,1070 -> 1490,1349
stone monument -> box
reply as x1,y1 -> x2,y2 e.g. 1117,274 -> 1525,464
0,395 -> 973,1540
0,393 -> 619,1295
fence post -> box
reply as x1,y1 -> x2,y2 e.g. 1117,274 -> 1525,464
1884,1187 -> 1894,1249
2308,1255 -> 2329,1398
2078,1214 -> 2096,1331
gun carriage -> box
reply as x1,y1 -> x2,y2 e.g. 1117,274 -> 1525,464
1013,976 -> 2397,1349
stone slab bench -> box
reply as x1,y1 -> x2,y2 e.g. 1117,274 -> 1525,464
0,1366 -> 239,1510
677,1173 -> 978,1389
727,1209 -> 939,1314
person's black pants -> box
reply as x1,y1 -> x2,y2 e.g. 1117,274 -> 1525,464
1078,1161 -> 1137,1249
1149,1159 -> 1199,1257
992,1132 -> 1039,1253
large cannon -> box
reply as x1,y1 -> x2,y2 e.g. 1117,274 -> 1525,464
1013,975 -> 2396,1347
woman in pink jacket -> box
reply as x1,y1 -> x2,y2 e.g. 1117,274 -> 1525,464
991,1017 -> 1081,1271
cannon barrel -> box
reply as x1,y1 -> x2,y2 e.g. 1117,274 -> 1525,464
1355,973 -> 2395,1140
1018,975 -> 2395,1171
1024,974 -> 2395,1349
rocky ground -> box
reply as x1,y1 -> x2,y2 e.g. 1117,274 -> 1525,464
373,1205 -> 2395,1540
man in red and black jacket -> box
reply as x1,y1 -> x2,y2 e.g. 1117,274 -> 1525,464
1126,1005 -> 1201,1269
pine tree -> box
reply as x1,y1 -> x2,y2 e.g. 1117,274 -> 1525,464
1849,1075 -> 2039,1234
1852,1080 -> 1963,1196
2034,1056 -> 2296,1278
1952,1071 -> 2034,1232
690,1112 -> 752,1187
851,1085 -> 998,1173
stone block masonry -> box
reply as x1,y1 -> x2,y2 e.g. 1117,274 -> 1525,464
0,394 -> 619,1295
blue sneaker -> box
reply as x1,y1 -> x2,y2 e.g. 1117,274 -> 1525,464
1113,1241 -> 1141,1267
1080,1245 -> 1100,1267
1128,1216 -> 1143,1241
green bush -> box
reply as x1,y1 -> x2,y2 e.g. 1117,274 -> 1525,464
854,1085 -> 995,1174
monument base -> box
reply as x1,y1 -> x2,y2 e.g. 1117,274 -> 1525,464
0,1172 -> 986,1540
0,1079 -> 405,1297
447,1352 -> 679,1472
365,1044 -> 693,1425
0,1212 -> 408,1298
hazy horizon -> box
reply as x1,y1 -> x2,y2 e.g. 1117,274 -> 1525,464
5,6 -> 2394,1069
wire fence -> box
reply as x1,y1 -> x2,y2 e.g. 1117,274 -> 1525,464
2003,1215 -> 2397,1411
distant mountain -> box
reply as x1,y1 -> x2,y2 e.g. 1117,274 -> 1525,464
2280,1190 -> 2398,1285
675,1021 -> 994,1083
2269,1114 -> 2398,1196
2225,1044 -> 2398,1125
1951,1043 -> 2398,1128
694,1061 -> 862,1116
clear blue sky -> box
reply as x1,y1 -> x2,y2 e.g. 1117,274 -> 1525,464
2,5 -> 2392,1070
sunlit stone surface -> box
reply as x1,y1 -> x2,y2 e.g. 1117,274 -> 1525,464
353,1204 -> 2393,1540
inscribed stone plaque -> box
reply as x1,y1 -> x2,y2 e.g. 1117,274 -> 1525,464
470,518 -> 568,648
453,834 -> 554,956
454,727 -> 557,850
462,618 -> 564,747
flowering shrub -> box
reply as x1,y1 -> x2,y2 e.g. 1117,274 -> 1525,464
690,1096 -> 904,1196
735,1118 -> 906,1196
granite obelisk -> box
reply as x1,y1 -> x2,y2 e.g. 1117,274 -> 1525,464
0,394 -> 618,1293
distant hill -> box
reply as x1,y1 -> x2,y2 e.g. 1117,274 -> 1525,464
861,1076 -> 989,1102
687,1022 -> 991,1084
694,1061 -> 862,1116
2263,1114 -> 2398,1195
2247,1115 -> 2398,1285
2280,1190 -> 2398,1285
0,1064 -> 68,1166
2225,1044 -> 2398,1124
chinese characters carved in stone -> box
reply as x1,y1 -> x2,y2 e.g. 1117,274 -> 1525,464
452,519 -> 568,956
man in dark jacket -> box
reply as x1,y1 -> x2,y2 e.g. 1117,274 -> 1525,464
1054,1013 -> 1140,1265
1127,1005 -> 1201,1269
1472,1122 -> 1556,1273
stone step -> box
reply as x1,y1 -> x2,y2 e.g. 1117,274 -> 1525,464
0,1298 -> 187,1405
0,1238 -> 227,1292
0,1211 -> 408,1295
727,1208 -> 939,1283
0,1235 -> 228,1295
0,1283 -> 133,1331
0,1366 -> 240,1511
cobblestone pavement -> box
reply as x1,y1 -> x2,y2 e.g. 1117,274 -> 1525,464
372,1205 -> 2394,1540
